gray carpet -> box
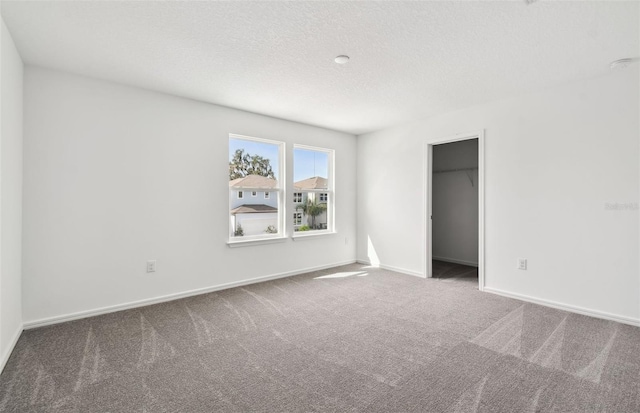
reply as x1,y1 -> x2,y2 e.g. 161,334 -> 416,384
1,263 -> 639,412
432,260 -> 478,284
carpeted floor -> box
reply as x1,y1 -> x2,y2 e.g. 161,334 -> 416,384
432,260 -> 478,284
1,263 -> 639,412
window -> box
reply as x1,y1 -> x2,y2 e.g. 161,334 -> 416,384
229,134 -> 283,240
293,145 -> 334,232
293,212 -> 302,226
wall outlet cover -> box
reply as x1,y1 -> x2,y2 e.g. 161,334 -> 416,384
518,258 -> 527,270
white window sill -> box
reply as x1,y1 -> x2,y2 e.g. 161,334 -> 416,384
292,231 -> 336,241
227,236 -> 287,248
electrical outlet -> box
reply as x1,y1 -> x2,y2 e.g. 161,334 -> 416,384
517,258 -> 527,270
147,260 -> 156,273
345,237 -> 348,245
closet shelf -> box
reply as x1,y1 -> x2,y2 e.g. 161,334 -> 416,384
433,167 -> 478,174
433,167 -> 478,187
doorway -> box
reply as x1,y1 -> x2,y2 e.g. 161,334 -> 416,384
424,131 -> 484,290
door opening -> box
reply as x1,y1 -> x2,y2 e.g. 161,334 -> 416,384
425,131 -> 484,290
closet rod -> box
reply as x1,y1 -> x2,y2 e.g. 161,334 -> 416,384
432,167 -> 478,174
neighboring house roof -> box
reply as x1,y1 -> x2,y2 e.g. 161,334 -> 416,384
229,175 -> 277,189
230,204 -> 278,215
293,176 -> 327,190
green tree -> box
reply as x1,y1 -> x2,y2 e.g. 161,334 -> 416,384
229,149 -> 275,180
296,197 -> 327,229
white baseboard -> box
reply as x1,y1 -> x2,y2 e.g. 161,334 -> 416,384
0,325 -> 23,374
24,260 -> 357,330
356,259 -> 426,278
484,287 -> 640,328
432,256 -> 478,267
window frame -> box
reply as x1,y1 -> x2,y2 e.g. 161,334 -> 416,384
292,144 -> 335,237
228,134 -> 286,245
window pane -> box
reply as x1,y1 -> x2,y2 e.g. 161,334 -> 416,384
229,137 -> 280,238
293,147 -> 332,231
229,138 -> 279,187
294,192 -> 328,230
293,148 -> 328,189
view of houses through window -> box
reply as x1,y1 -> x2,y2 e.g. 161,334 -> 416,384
229,135 -> 282,238
228,136 -> 333,241
293,146 -> 332,233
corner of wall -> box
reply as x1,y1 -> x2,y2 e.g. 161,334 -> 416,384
0,324 -> 22,374
0,14 -> 25,374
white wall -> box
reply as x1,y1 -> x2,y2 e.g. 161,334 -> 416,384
23,67 -> 357,324
0,17 -> 24,369
358,68 -> 639,323
432,139 -> 479,266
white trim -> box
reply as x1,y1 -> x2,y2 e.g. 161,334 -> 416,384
231,187 -> 280,192
432,256 -> 479,267
357,259 -> 426,279
298,189 -> 330,193
229,133 -> 284,147
23,260 -> 357,330
424,130 -> 485,292
293,143 -> 333,153
229,134 -> 285,240
0,325 -> 23,374
292,144 -> 335,233
424,142 -> 432,279
292,231 -> 336,240
227,236 -> 287,248
484,287 -> 640,328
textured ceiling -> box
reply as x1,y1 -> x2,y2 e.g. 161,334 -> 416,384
1,1 -> 638,135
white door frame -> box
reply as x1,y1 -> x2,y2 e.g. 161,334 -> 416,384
424,130 -> 485,291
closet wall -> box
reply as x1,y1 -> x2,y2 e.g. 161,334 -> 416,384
432,139 -> 479,266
